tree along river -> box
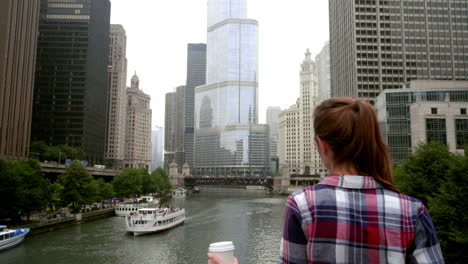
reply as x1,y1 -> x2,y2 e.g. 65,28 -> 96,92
0,187 -> 287,264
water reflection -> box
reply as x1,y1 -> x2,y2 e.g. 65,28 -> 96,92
0,188 -> 286,264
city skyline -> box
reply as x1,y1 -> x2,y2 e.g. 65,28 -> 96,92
109,0 -> 329,127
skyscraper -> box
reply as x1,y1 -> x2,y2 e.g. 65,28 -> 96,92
194,0 -> 270,176
106,24 -> 127,168
151,126 -> 164,171
315,41 -> 331,103
164,86 -> 185,171
266,106 -> 281,173
184,44 -> 207,168
266,107 -> 281,158
32,0 -> 111,163
0,0 -> 40,159
330,0 -> 468,103
124,73 -> 152,169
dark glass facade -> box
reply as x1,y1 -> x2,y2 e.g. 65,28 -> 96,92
426,118 -> 447,145
0,0 -> 40,159
184,44 -> 207,168
455,119 -> 468,150
31,0 -> 111,163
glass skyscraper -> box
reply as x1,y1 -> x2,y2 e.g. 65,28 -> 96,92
194,0 -> 269,176
32,0 -> 111,163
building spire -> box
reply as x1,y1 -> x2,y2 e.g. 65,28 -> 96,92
131,71 -> 139,89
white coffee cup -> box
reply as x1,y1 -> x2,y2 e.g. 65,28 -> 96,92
208,241 -> 235,264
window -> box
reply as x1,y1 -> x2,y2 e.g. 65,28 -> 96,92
431,108 -> 438,114
461,108 -> 467,115
426,118 -> 447,145
455,119 -> 468,149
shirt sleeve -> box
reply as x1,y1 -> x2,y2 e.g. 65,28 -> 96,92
279,193 -> 308,264
407,204 -> 444,264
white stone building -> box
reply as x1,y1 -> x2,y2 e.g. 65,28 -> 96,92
105,24 -> 127,168
124,73 -> 152,169
410,95 -> 467,155
279,49 -> 327,176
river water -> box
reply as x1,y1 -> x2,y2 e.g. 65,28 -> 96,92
0,187 -> 287,264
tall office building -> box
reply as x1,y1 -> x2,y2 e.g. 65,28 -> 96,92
164,86 -> 185,171
315,41 -> 331,103
184,44 -> 207,168
330,0 -> 468,103
124,73 -> 152,169
266,106 -> 281,173
0,0 -> 40,159
105,24 -> 127,168
194,0 -> 270,176
151,126 -> 164,171
279,50 -> 327,176
32,0 -> 111,163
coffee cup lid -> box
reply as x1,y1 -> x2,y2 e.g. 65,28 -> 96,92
208,241 -> 235,252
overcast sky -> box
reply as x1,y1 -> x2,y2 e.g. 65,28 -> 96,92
110,0 -> 329,127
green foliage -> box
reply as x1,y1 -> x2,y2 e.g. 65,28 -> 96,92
48,183 -> 64,210
0,159 -> 50,222
428,155 -> 468,263
29,141 -> 86,162
112,168 -> 145,197
394,142 -> 453,204
59,161 -> 93,211
96,179 -> 115,201
151,168 -> 172,192
394,142 -> 467,263
112,168 -> 172,197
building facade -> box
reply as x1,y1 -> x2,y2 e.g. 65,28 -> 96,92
32,0 -> 111,163
279,50 -> 326,176
124,73 -> 152,169
184,44 -> 207,168
193,0 -> 270,176
151,126 -> 164,171
266,106 -> 282,173
330,0 -> 468,103
315,41 -> 331,103
0,0 -> 40,159
105,24 -> 127,168
376,80 -> 468,162
164,86 -> 186,171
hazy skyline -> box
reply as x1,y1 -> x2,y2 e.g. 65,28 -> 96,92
110,0 -> 329,126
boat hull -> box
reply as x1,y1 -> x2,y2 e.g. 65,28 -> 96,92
0,228 -> 30,252
127,218 -> 185,236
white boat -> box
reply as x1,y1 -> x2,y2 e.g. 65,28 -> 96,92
0,225 -> 30,251
115,196 -> 159,216
172,188 -> 186,198
246,185 -> 264,190
125,207 -> 185,236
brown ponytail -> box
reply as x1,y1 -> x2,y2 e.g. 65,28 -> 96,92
313,97 -> 399,192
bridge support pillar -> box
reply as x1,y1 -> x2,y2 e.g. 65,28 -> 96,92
273,164 -> 290,195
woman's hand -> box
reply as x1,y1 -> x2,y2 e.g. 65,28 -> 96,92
207,253 -> 239,264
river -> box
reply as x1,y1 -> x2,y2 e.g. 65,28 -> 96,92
0,187 -> 287,264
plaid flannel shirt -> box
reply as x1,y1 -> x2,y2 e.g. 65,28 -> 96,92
279,174 -> 444,264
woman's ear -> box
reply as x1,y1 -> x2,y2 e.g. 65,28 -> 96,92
315,136 -> 326,155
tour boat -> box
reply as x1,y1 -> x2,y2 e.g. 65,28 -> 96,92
115,196 -> 159,216
246,185 -> 264,190
0,225 -> 30,251
125,207 -> 185,236
172,188 -> 186,198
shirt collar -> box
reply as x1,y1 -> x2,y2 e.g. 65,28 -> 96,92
319,174 -> 383,189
